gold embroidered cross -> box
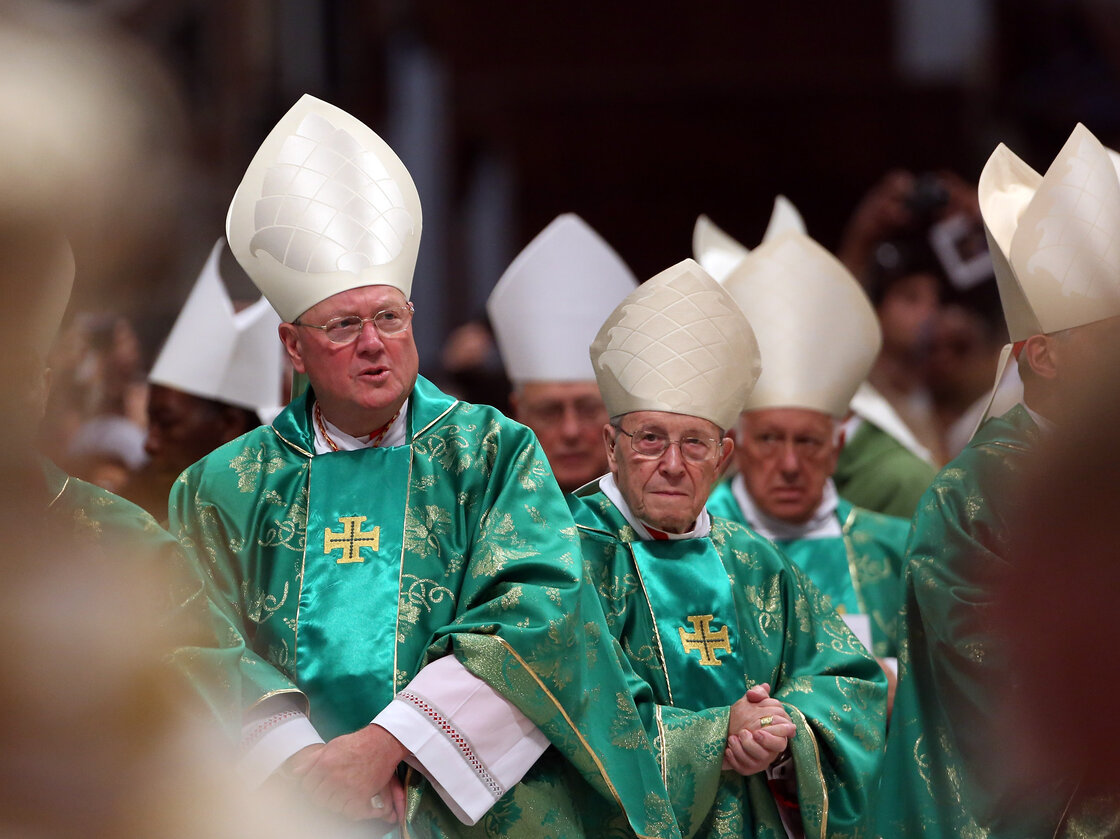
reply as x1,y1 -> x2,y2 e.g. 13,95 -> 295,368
324,515 -> 380,564
679,614 -> 731,666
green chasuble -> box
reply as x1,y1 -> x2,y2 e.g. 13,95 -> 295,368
833,420 -> 937,519
568,488 -> 888,839
874,405 -> 1119,838
707,484 -> 907,659
169,377 -> 677,839
42,458 -> 243,735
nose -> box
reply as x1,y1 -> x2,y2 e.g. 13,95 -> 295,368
144,427 -> 161,458
354,319 -> 387,353
559,405 -> 583,440
778,441 -> 800,475
657,440 -> 687,475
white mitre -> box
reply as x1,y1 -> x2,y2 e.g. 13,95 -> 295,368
487,214 -> 638,384
692,195 -> 805,283
979,122 -> 1120,341
226,94 -> 421,322
149,239 -> 284,420
590,259 -> 761,431
722,231 -> 881,418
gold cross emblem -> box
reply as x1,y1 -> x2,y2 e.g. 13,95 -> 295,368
324,515 -> 380,564
679,614 -> 732,666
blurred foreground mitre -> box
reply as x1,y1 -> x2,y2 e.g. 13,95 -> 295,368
226,94 -> 421,322
590,259 -> 760,431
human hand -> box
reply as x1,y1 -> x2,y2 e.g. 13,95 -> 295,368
723,684 -> 796,775
728,683 -> 793,733
837,169 -> 918,275
290,724 -> 408,822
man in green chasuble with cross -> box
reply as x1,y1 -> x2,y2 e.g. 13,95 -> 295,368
568,259 -> 888,838
169,95 -> 677,838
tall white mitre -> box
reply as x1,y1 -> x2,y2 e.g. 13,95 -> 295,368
979,122 -> 1120,341
487,214 -> 638,384
722,231 -> 881,418
149,239 -> 284,420
692,195 -> 805,283
226,94 -> 422,322
590,258 -> 761,431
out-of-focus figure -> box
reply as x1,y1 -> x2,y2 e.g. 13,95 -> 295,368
876,124 -> 1120,838
135,238 -> 284,520
487,214 -> 637,492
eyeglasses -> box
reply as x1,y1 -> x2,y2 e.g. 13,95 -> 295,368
521,398 -> 606,425
294,303 -> 415,344
614,425 -> 723,463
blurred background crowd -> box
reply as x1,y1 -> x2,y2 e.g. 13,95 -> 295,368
24,0 -> 1120,505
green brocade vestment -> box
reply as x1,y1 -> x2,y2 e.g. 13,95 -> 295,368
169,377 -> 677,839
833,421 -> 937,519
874,405 -> 1118,838
706,485 -> 907,659
568,489 -> 888,839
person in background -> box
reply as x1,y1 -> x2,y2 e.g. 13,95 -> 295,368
135,238 -> 284,519
876,123 -> 1120,838
570,258 -> 887,838
487,213 -> 637,492
707,229 -> 908,712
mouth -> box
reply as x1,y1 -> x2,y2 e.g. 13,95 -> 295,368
357,366 -> 390,382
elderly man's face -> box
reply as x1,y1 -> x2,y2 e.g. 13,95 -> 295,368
279,285 -> 418,436
512,381 -> 609,492
605,410 -> 732,534
736,408 -> 841,525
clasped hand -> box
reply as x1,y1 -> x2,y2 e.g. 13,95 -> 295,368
285,724 -> 408,823
722,683 -> 796,776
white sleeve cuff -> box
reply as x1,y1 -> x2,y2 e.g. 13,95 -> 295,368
239,695 -> 325,789
373,655 -> 550,825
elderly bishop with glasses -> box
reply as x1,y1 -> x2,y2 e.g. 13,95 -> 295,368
169,96 -> 675,838
568,259 -> 888,839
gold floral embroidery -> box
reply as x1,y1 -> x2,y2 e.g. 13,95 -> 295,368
397,573 -> 455,634
230,445 -> 288,493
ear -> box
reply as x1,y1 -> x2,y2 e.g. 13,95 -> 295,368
716,435 -> 735,477
278,323 -> 306,374
603,423 -> 620,474
1021,334 -> 1058,380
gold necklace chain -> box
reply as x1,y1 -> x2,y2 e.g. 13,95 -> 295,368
315,402 -> 402,452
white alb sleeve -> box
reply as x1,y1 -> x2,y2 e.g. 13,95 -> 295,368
239,694 -> 325,788
373,654 -> 550,825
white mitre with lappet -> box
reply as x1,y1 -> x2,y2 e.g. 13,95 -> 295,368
487,214 -> 638,384
692,195 -> 806,283
149,238 -> 284,421
226,94 -> 422,322
977,122 -> 1120,418
590,258 -> 761,431
722,231 -> 881,419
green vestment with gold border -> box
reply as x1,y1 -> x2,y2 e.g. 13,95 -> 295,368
706,485 -> 907,659
568,488 -> 888,839
874,404 -> 1120,838
169,377 -> 678,839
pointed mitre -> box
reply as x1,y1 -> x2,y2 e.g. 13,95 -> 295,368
979,123 -> 1120,341
149,239 -> 284,419
590,259 -> 761,430
722,231 -> 881,418
226,94 -> 422,322
692,195 -> 805,283
487,214 -> 638,384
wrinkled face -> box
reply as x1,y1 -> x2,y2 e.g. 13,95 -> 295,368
145,384 -> 251,476
736,408 -> 840,525
512,380 -> 609,492
605,410 -> 733,534
279,285 -> 419,435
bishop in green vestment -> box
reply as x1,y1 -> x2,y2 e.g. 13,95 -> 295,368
577,258 -> 887,839
171,94 -> 676,838
876,123 -> 1120,838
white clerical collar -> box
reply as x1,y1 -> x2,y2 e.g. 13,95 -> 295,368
730,473 -> 842,542
598,473 -> 711,540
312,399 -> 410,455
